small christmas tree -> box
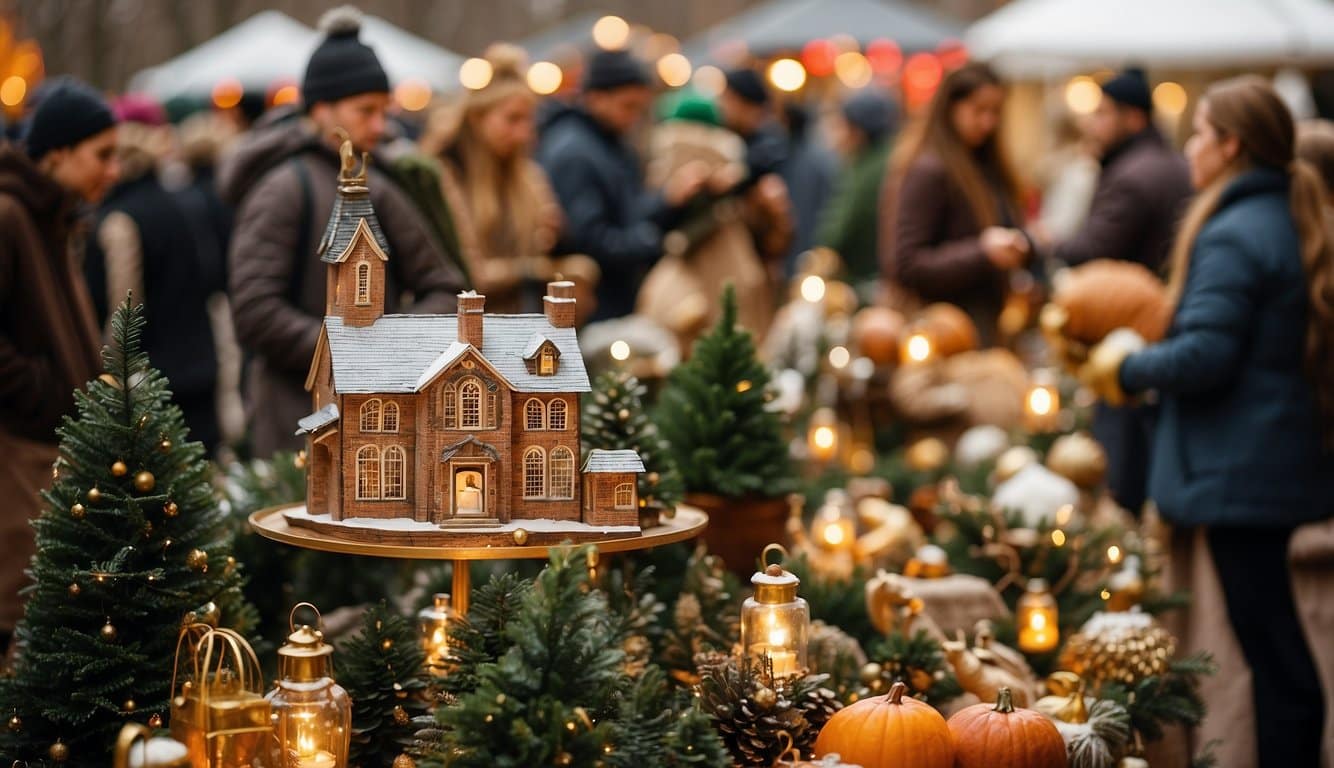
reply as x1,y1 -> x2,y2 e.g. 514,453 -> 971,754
0,301 -> 251,767
440,571 -> 530,698
338,602 -> 430,768
606,666 -> 729,768
583,369 -> 684,520
656,286 -> 792,498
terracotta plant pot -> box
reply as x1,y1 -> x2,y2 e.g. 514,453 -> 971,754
686,492 -> 790,576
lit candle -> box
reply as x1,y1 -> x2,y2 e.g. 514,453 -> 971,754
740,556 -> 809,682
418,593 -> 455,677
1017,578 -> 1059,653
1024,370 -> 1061,432
765,648 -> 798,678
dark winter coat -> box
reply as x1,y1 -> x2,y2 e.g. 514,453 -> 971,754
219,118 -> 464,457
878,151 -> 1015,344
1120,167 -> 1334,527
537,104 -> 678,321
817,140 -> 890,284
85,170 -> 221,449
1054,128 -> 1192,271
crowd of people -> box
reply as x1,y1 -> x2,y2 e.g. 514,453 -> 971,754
2,7 -> 1334,764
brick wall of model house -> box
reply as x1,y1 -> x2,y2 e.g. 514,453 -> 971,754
423,364 -> 513,522
584,474 -> 638,527
508,391 -> 581,522
339,391 -> 420,520
332,238 -> 386,328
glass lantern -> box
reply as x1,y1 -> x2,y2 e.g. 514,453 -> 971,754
811,490 -> 855,552
1017,578 -> 1060,653
1024,369 -> 1061,432
267,604 -> 351,768
740,553 -> 809,683
418,593 -> 457,677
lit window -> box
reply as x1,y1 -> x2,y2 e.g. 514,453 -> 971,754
549,447 -> 574,499
614,482 -> 634,509
526,399 -> 545,430
523,447 -> 545,499
540,349 -> 555,375
360,399 -> 381,432
442,384 -> 456,428
382,446 -> 405,499
460,379 -> 482,428
382,402 -> 399,433
548,400 -> 567,431
355,262 -> 371,305
356,446 -> 381,499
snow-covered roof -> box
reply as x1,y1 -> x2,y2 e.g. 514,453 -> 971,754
295,403 -> 340,435
325,314 -> 590,394
582,449 -> 645,474
319,189 -> 389,263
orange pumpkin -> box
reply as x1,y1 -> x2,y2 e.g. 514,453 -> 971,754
947,687 -> 1068,768
919,303 -> 980,358
1050,259 -> 1170,344
814,681 -> 954,768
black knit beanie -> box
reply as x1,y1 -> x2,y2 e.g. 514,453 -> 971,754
725,68 -> 769,106
22,76 -> 116,160
842,90 -> 898,144
583,50 -> 650,92
302,6 -> 390,110
1101,67 -> 1153,113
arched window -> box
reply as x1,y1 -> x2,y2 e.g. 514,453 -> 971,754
359,399 -> 381,432
442,384 -> 457,428
549,447 -> 574,499
381,402 -> 399,433
614,482 -> 635,509
460,379 -> 482,429
523,447 -> 545,499
355,262 -> 371,305
356,446 -> 381,500
525,399 -> 545,431
382,446 -> 406,499
548,400 -> 567,431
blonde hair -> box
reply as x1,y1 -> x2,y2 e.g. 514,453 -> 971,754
423,43 -> 542,259
1167,76 -> 1334,442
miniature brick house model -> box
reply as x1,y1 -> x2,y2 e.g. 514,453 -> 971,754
293,146 -> 643,542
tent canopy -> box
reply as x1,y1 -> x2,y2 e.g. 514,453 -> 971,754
520,11 -> 608,62
129,10 -> 464,100
683,0 -> 963,63
966,0 -> 1334,78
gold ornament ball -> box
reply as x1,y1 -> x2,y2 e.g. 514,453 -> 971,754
48,740 -> 69,763
163,500 -> 179,517
158,437 -> 172,453
111,460 -> 128,477
905,437 -> 949,473
7,715 -> 20,732
87,487 -> 103,503
186,549 -> 209,572
68,582 -> 80,597
393,755 -> 416,768
752,686 -> 778,710
392,704 -> 409,725
123,699 -> 136,713
148,713 -> 163,729
101,621 -> 118,642
134,471 -> 156,493
859,662 -> 884,685
512,528 -> 529,545
70,503 -> 86,520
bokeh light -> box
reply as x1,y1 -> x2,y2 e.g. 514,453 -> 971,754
1064,76 -> 1101,115
610,340 -> 631,361
692,65 -> 726,97
656,53 -> 692,88
1153,81 -> 1188,114
459,57 -> 494,90
799,275 -> 826,302
768,57 -> 807,93
211,78 -> 243,110
527,61 -> 563,95
834,51 -> 872,89
866,38 -> 902,75
0,76 -> 26,107
394,78 -> 432,111
592,15 -> 630,51
801,39 -> 838,78
270,84 -> 299,107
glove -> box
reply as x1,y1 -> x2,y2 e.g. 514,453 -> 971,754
1039,303 -> 1089,374
1078,328 -> 1146,406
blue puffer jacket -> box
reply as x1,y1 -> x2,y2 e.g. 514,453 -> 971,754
1119,167 -> 1334,527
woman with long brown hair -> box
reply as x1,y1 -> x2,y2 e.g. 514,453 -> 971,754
878,61 -> 1029,343
422,43 -> 562,313
1085,76 -> 1334,767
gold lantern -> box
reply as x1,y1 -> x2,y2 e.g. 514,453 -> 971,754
267,603 -> 352,768
740,547 -> 810,682
170,624 -> 272,768
1024,369 -> 1061,432
811,492 -> 855,552
418,593 -> 457,677
1017,578 -> 1060,653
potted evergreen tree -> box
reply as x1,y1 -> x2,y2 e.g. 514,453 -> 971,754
656,286 -> 794,573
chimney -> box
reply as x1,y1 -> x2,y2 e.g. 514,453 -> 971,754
457,291 -> 485,347
543,280 -> 576,328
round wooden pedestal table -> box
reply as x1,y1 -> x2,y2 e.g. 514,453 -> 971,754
249,504 -> 708,614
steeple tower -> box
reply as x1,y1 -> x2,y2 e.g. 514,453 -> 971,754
321,137 -> 390,327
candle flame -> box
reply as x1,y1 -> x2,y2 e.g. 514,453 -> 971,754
1107,545 -> 1122,564
906,333 -> 931,362
1027,386 -> 1054,416
811,425 -> 836,451
1029,612 -> 1047,631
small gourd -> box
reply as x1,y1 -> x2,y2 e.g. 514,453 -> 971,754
1053,699 -> 1132,768
947,687 -> 1068,768
814,681 -> 954,768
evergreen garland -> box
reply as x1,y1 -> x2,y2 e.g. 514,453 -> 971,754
338,603 -> 430,767
583,369 -> 684,515
1100,652 -> 1216,743
0,301 -> 252,767
655,285 -> 793,497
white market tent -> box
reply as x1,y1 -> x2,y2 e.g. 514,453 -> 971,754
966,0 -> 1334,79
129,10 -> 464,100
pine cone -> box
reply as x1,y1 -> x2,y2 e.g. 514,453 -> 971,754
1059,623 -> 1176,688
697,660 -> 835,767
790,674 -> 843,740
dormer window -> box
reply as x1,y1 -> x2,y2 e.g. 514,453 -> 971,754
523,334 -> 561,376
540,349 -> 555,375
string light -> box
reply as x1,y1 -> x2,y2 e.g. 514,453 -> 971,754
834,51 -> 872,89
1065,76 -> 1101,115
609,340 -> 631,361
656,53 -> 692,88
527,62 -> 563,95
1153,81 -> 1188,114
592,15 -> 630,51
767,58 -> 807,92
459,57 -> 493,90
